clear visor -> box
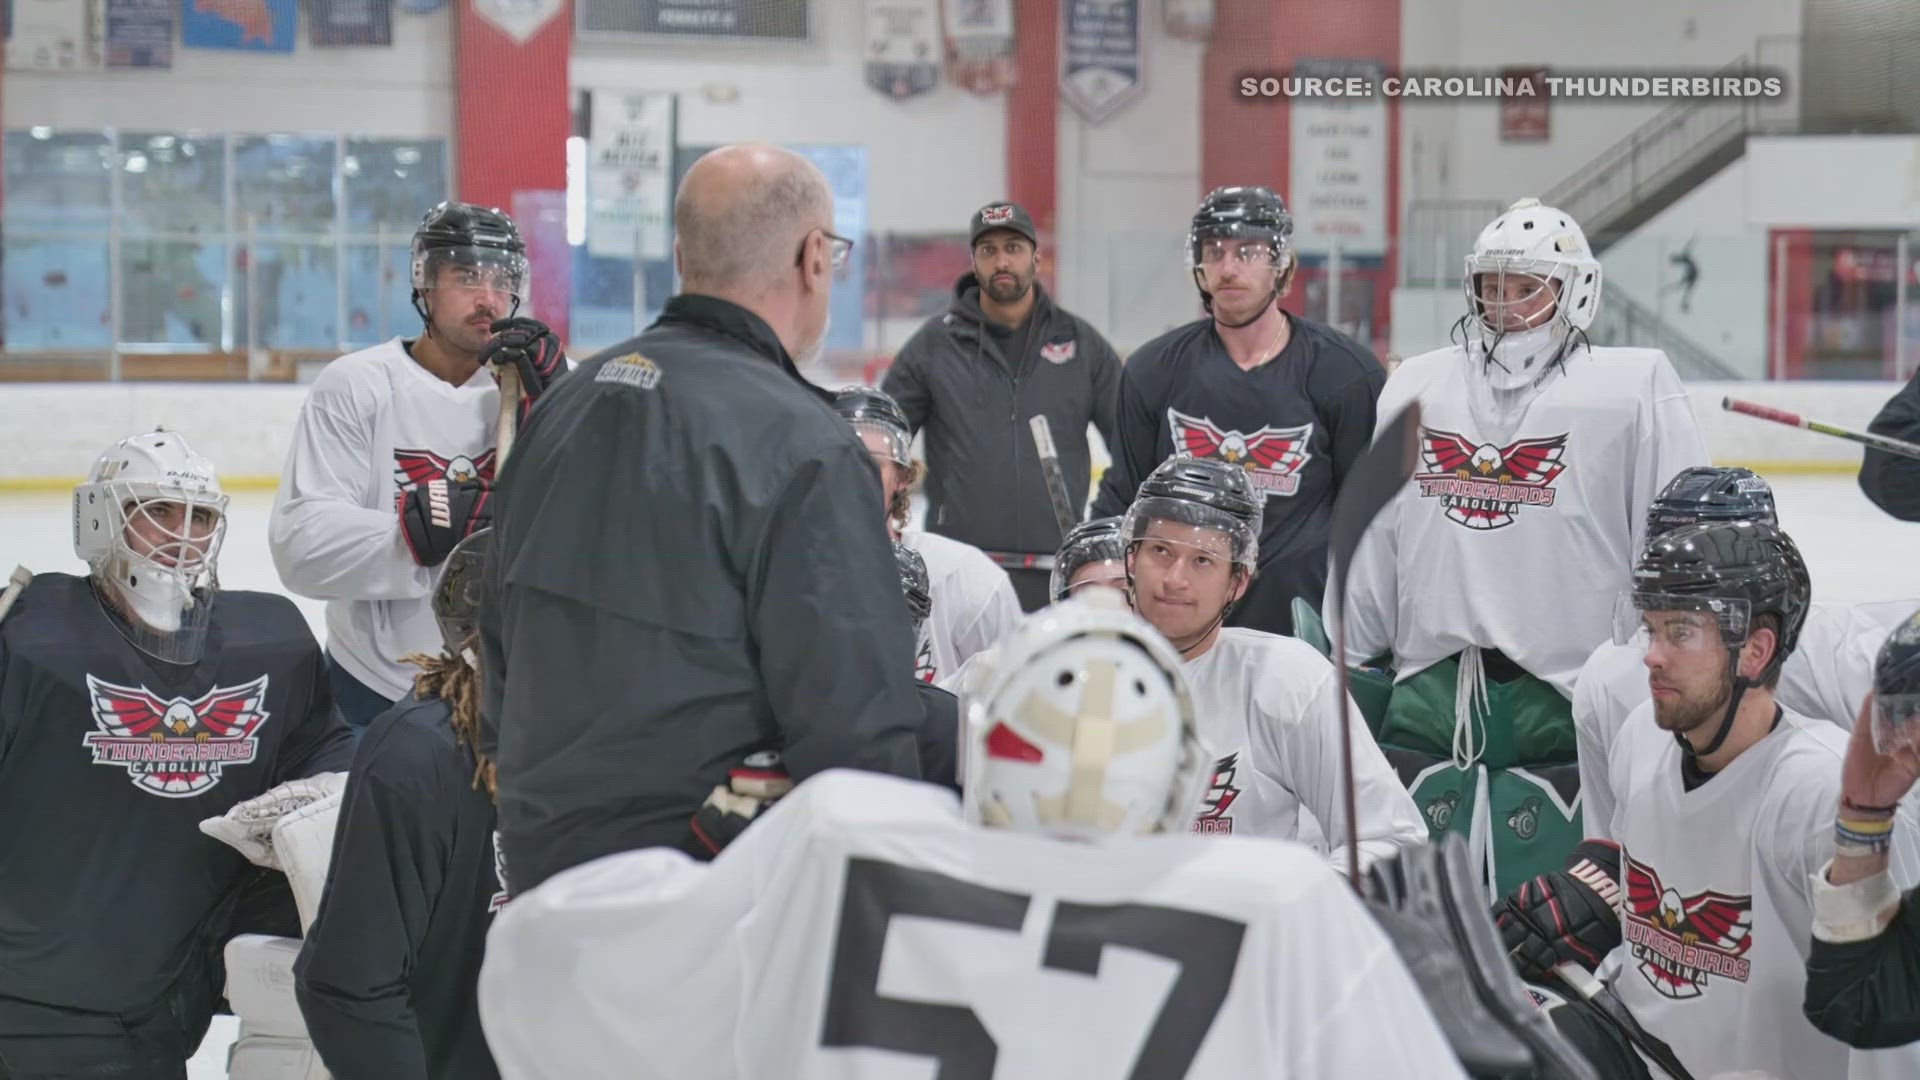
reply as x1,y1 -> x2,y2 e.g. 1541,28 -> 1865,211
1123,497 -> 1257,569
854,420 -> 911,467
414,247 -> 529,299
1464,257 -> 1563,333
1052,558 -> 1129,604
1612,591 -> 1751,652
1871,692 -> 1920,760
1189,225 -> 1285,271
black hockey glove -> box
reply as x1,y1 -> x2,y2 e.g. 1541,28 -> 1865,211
1493,838 -> 1624,983
482,317 -> 567,423
398,477 -> 492,568
689,751 -> 795,858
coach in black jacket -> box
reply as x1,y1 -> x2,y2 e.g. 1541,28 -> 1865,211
1859,368 -> 1920,520
479,144 -> 923,893
883,202 -> 1122,610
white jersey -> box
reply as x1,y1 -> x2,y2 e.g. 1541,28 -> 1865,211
269,339 -> 499,699
900,530 -> 1022,685
1182,629 -> 1427,872
478,769 -> 1471,1080
1574,600 -> 1905,841
1334,344 -> 1708,695
1600,702 -> 1920,1080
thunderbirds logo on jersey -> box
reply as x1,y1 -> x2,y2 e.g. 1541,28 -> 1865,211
1192,751 -> 1242,834
913,631 -> 937,684
1166,409 -> 1313,499
1621,853 -> 1754,999
489,831 -> 512,913
392,448 -> 496,490
82,675 -> 271,798
1415,428 -> 1568,530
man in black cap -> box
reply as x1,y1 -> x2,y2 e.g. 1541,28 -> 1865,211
882,201 -> 1122,610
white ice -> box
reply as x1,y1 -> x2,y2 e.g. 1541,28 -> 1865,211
2,477 -> 1916,1076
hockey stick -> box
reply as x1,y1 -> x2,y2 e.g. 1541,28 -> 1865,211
1721,396 -> 1920,462
495,362 -> 523,468
1327,400 -> 1422,889
1029,415 -> 1080,539
0,566 -> 31,624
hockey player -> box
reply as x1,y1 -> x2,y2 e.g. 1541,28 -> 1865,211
270,201 -> 567,733
1091,185 -> 1387,637
1500,520 -> 1920,1079
1121,455 -> 1426,868
1333,197 -> 1709,896
895,540 -> 960,793
476,593 -> 1473,1079
0,431 -> 355,1077
292,529 -> 505,1080
1050,515 -> 1128,602
833,385 -> 1022,684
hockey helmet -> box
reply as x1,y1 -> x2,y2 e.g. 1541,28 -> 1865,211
410,201 -> 528,314
1646,466 -> 1777,542
73,429 -> 229,665
1188,186 -> 1294,320
1122,455 -> 1263,571
1872,609 -> 1920,760
833,385 -> 912,467
1463,198 -> 1602,390
962,591 -> 1209,840
1050,516 -> 1128,603
893,540 -> 932,633
1615,520 -> 1810,677
433,528 -> 492,662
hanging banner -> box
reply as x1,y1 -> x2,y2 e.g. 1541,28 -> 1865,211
181,0 -> 296,52
106,0 -> 171,68
579,0 -> 807,40
1062,0 -> 1143,124
863,0 -> 939,101
400,0 -> 446,11
7,0 -> 101,71
472,0 -> 562,45
309,0 -> 393,46
1162,0 -> 1210,41
943,0 -> 1013,95
586,90 -> 676,261
1289,58 -> 1388,261
1500,66 -> 1551,142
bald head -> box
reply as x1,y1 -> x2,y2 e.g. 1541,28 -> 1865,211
675,144 -> 833,298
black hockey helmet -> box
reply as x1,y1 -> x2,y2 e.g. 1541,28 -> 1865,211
1051,516 -> 1128,602
1646,466 -> 1777,541
410,201 -> 528,319
1122,455 -> 1263,570
894,540 -> 932,631
1189,186 -> 1293,324
1872,608 -> 1920,757
833,385 -> 912,466
433,527 -> 492,660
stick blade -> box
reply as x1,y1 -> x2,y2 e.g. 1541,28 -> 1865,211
1330,400 -> 1422,600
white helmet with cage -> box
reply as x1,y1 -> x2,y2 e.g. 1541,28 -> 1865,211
961,591 -> 1209,841
73,430 -> 228,663
1463,198 -> 1603,390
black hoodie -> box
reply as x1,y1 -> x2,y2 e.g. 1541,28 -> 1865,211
882,273 -> 1122,556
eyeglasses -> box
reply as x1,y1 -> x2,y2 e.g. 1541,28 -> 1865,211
798,228 -> 856,270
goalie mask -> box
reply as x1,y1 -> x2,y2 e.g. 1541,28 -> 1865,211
1462,198 -> 1601,392
1870,608 -> 1920,762
73,430 -> 229,665
962,592 -> 1209,840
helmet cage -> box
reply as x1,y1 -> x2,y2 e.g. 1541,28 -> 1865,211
1464,255 -> 1568,336
82,481 -> 228,664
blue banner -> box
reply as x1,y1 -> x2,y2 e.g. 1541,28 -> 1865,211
1062,0 -> 1143,123
309,0 -> 392,46
107,0 -> 173,68
399,0 -> 445,11
181,0 -> 295,53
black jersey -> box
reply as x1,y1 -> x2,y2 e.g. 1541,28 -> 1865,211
0,573 -> 353,1013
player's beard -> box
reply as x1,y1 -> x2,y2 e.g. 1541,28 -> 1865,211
1651,663 -> 1735,738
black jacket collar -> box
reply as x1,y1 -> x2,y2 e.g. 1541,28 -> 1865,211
657,294 -> 796,367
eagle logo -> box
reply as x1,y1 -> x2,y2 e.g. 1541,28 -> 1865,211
1167,409 -> 1313,499
83,675 -> 271,798
392,448 -> 496,490
1192,751 -> 1242,834
1621,853 -> 1754,998
913,630 -> 937,684
1414,427 -> 1568,530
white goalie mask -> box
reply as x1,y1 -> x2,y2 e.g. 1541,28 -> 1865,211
73,430 -> 228,663
1463,198 -> 1602,391
961,592 -> 1210,840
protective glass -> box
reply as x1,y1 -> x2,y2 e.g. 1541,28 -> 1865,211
414,247 -> 529,299
1612,591 -> 1751,652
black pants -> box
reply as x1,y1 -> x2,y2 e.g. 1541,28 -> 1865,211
0,967 -> 220,1080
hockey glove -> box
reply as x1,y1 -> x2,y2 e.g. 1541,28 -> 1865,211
1493,838 -> 1624,982
399,476 -> 492,568
689,751 -> 795,857
200,772 -> 348,870
482,317 -> 567,423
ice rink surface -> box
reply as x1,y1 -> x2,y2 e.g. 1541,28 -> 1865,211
1,475 -> 1915,1076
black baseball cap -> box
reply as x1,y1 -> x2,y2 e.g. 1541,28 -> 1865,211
969,202 -> 1038,246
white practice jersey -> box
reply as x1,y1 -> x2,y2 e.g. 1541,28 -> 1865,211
1183,629 -> 1427,872
900,530 -> 1023,685
478,769 -> 1471,1080
270,338 -> 499,699
1600,703 -> 1920,1080
1333,345 -> 1708,695
1574,600 -> 1906,841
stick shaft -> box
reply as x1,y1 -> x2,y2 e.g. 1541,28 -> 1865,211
1722,396 -> 1920,461
1029,415 -> 1078,538
496,364 -> 523,467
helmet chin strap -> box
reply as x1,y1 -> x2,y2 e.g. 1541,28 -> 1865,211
1677,650 -> 1750,768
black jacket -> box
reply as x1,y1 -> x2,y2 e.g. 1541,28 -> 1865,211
0,573 -> 353,1013
1089,312 -> 1384,636
1804,886 -> 1920,1049
294,693 -> 503,1080
480,294 -> 923,892
883,273 -> 1122,556
1859,370 -> 1920,520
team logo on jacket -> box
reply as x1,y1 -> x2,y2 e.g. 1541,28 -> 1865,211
392,448 -> 496,489
1191,751 -> 1242,834
1167,409 -> 1313,499
82,675 -> 271,798
1415,428 -> 1568,530
1424,789 -> 1462,834
1040,339 -> 1077,365
1621,853 -> 1753,999
489,831 -> 512,913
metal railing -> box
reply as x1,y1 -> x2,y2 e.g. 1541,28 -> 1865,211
1587,285 -> 1744,380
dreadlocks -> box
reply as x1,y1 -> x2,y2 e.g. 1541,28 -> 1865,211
402,646 -> 497,799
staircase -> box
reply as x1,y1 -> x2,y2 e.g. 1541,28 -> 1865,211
1587,287 -> 1744,381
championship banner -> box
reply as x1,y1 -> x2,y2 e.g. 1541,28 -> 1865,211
309,0 -> 393,46
1062,0 -> 1143,124
942,0 -> 1013,95
1288,58 -> 1388,261
579,0 -> 807,40
1162,0 -> 1210,42
181,0 -> 296,52
106,0 -> 171,68
863,0 -> 939,101
7,0 -> 101,71
1500,66 -> 1551,142
585,90 -> 676,261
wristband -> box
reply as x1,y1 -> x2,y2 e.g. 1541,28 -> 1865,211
1841,795 -> 1899,819
1834,814 -> 1895,857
